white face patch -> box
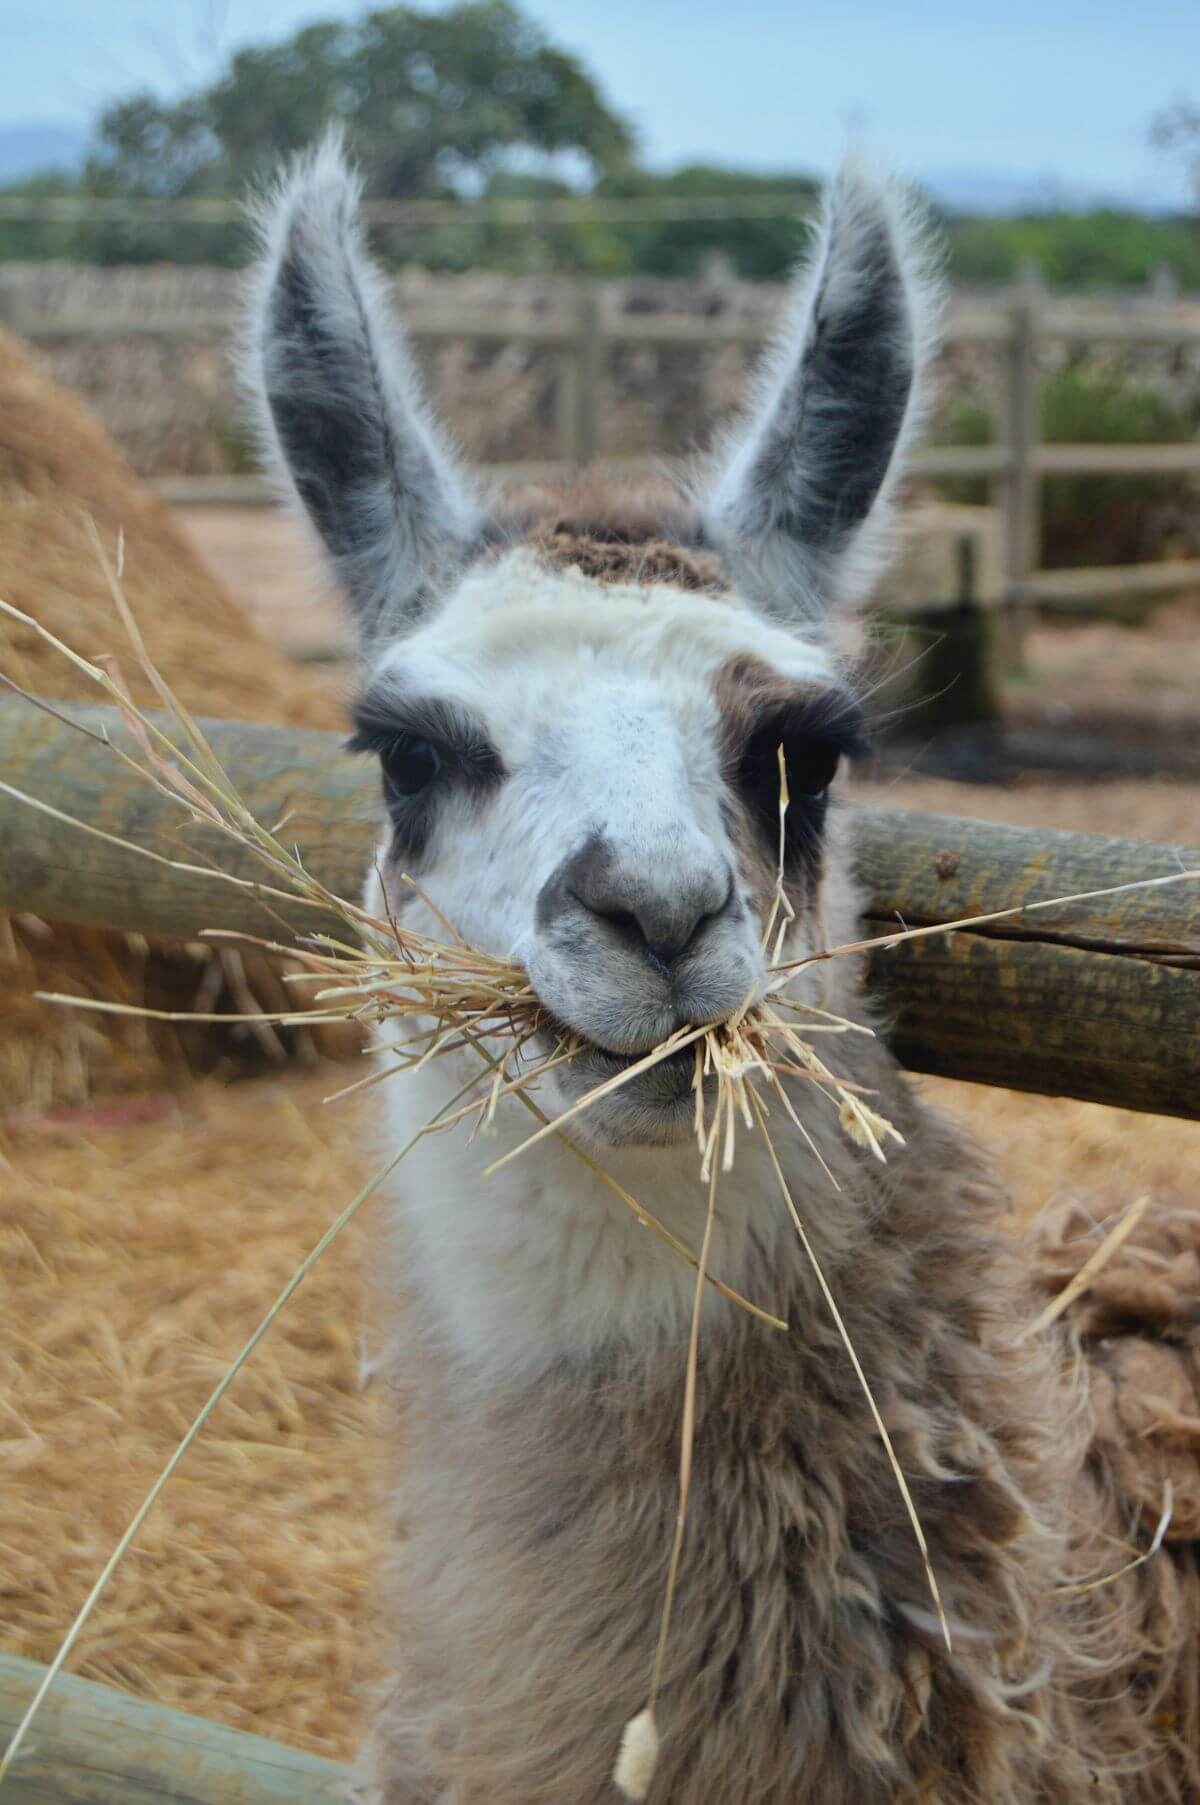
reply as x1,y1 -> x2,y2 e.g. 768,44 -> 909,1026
365,548 -> 835,948
357,549 -> 850,1158
253,144 -> 930,1372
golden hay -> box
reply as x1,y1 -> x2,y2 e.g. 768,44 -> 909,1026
0,1072 -> 379,1759
0,325 -> 349,1109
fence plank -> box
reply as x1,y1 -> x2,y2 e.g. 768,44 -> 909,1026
854,808 -> 1200,1117
0,1650 -> 352,1804
1033,443 -> 1200,475
1023,559 -> 1200,606
0,699 -> 1196,1118
996,265 -> 1041,591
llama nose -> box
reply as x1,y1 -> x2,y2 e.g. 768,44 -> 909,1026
560,837 -> 733,975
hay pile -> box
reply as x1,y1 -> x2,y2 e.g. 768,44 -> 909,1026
0,324 -> 348,1109
0,1072 -> 379,1757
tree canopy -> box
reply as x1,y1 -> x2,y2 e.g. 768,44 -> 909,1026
93,2 -> 634,201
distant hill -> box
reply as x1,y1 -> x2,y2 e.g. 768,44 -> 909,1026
0,122 -> 90,184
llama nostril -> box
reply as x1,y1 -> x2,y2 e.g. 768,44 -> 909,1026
609,884 -> 733,974
554,840 -> 735,975
644,938 -> 687,977
600,906 -> 643,945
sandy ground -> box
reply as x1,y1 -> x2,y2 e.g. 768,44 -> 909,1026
1,506 -> 1195,1760
174,506 -> 345,660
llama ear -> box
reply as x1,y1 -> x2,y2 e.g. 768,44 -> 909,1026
704,160 -> 937,629
246,135 -> 480,644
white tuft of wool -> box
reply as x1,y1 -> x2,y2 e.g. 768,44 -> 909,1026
613,1708 -> 661,1801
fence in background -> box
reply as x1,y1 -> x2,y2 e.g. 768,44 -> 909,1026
7,275 -> 1200,608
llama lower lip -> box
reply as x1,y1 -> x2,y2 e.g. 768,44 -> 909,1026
567,1035 -> 701,1113
591,1042 -> 697,1076
530,1009 -> 702,1115
536,1015 -> 698,1075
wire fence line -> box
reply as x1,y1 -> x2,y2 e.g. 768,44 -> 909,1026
0,191 -> 822,227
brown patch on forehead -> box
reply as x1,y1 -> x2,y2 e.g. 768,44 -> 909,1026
530,526 -> 729,592
492,479 -> 731,595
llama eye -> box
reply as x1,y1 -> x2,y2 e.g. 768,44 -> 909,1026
742,735 -> 840,816
787,741 -> 841,800
381,734 -> 440,797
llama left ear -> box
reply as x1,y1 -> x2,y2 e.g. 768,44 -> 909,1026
704,160 -> 938,629
246,135 -> 480,647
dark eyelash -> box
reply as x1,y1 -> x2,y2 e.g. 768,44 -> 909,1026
345,721 -> 423,760
346,700 -> 505,788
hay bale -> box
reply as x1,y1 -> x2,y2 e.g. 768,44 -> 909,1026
0,325 -> 351,1109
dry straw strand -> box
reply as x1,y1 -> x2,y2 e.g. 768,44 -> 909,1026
1021,1192 -> 1153,1341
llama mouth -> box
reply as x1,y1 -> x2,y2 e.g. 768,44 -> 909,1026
530,1008 -> 702,1103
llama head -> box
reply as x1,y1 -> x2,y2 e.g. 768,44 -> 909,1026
249,138 -> 935,1148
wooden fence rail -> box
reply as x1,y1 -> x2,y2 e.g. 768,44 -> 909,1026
0,1650 -> 351,1803
7,277 -> 1200,608
1,697 -> 1196,1118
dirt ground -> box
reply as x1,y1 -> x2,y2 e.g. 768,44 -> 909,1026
1,506 -> 1196,1761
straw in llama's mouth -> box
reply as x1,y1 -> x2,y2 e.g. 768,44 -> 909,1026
532,1006 -> 704,1093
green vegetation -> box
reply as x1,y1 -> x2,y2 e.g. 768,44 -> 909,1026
945,209 -> 1200,290
0,2 -> 634,266
935,369 -> 1197,567
2,3 -> 1197,286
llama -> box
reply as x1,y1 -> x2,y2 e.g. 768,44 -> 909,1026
248,140 -> 1200,1802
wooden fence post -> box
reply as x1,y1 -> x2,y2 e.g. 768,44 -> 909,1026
0,1649 -> 351,1803
571,284 -> 602,467
998,260 -> 1042,598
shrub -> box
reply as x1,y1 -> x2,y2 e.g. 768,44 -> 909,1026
933,367 -> 1197,568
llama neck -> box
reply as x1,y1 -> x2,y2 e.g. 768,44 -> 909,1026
376,1006 -> 923,1379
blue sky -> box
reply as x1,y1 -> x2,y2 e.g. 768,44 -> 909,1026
1,0 -> 1196,207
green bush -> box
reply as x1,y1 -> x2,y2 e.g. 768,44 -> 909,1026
945,210 -> 1200,290
933,368 -> 1197,568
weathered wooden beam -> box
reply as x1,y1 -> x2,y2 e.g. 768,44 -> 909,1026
1023,558 -> 1200,608
0,1649 -> 353,1803
0,701 -> 374,944
0,698 -> 1196,1118
854,809 -> 1199,1117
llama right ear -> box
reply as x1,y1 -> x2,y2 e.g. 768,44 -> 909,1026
246,137 -> 479,644
703,160 -> 937,631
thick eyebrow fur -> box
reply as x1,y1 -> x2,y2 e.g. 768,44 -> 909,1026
713,654 -> 867,774
741,689 -> 869,769
347,688 -> 505,788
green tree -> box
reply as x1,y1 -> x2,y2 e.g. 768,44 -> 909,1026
1152,98 -> 1200,206
601,165 -> 818,280
91,3 -> 634,203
